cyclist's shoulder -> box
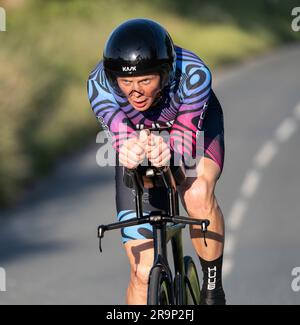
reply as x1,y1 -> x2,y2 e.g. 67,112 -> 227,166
173,46 -> 211,96
88,60 -> 105,83
87,60 -> 119,104
175,46 -> 210,71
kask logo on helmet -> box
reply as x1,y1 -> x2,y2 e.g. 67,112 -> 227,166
122,66 -> 137,72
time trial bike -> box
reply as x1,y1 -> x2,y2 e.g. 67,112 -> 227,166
98,164 -> 210,305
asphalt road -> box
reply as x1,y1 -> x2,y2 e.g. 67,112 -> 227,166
0,44 -> 300,305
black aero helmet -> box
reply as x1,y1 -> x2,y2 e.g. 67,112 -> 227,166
103,18 -> 176,91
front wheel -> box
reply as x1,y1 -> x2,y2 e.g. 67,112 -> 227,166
147,266 -> 172,305
184,256 -> 201,305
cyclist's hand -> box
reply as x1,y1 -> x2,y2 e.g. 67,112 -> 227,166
146,133 -> 171,168
119,132 -> 147,169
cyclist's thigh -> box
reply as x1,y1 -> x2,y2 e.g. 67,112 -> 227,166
115,166 -> 169,244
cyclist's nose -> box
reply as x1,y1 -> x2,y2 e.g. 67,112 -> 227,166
130,82 -> 144,96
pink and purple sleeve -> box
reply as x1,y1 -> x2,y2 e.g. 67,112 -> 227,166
170,65 -> 211,161
87,72 -> 136,152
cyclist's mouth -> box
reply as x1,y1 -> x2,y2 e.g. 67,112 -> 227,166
132,99 -> 148,109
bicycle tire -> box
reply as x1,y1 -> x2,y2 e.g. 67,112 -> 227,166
147,266 -> 172,305
184,256 -> 201,305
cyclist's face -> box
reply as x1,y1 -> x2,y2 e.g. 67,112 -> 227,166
117,74 -> 161,111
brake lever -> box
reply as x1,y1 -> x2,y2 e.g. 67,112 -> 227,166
98,225 -> 106,253
201,220 -> 210,247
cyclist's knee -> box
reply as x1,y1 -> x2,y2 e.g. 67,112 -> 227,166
124,239 -> 154,288
130,265 -> 152,288
182,176 -> 216,217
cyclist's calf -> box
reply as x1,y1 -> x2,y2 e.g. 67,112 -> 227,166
179,171 -> 225,261
124,239 -> 154,305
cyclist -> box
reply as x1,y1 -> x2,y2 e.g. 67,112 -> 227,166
87,18 -> 226,305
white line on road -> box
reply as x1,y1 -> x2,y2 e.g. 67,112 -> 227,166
224,236 -> 237,256
227,199 -> 248,231
254,140 -> 278,169
222,258 -> 233,278
275,117 -> 298,143
241,170 -> 261,199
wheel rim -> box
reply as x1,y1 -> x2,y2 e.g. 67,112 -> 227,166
186,261 -> 201,305
160,277 -> 170,305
